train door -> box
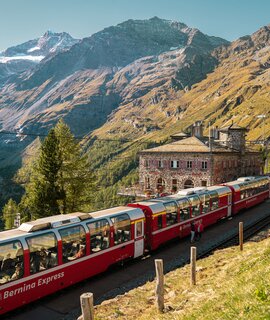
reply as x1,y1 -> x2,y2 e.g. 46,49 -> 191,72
134,220 -> 144,258
227,193 -> 232,217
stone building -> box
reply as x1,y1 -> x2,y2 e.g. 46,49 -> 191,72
139,123 -> 263,194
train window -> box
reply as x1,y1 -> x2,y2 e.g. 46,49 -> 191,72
87,219 -> 110,253
176,198 -> 190,221
209,190 -> 219,210
189,195 -> 201,217
157,215 -> 163,229
26,233 -> 58,274
200,193 -> 211,214
110,214 -> 131,245
239,183 -> 248,199
135,221 -> 143,238
59,226 -> 86,263
164,202 -> 178,226
0,241 -> 24,285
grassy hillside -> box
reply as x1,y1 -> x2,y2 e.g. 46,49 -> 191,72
94,237 -> 270,319
83,27 -> 270,203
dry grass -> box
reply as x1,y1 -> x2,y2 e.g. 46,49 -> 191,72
94,237 -> 270,320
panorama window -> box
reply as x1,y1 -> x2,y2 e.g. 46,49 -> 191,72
177,198 -> 190,221
88,219 -> 110,253
200,193 -> 211,214
208,190 -> 219,210
0,241 -> 24,285
164,202 -> 178,226
59,226 -> 86,263
26,233 -> 58,274
111,214 -> 131,245
189,195 -> 201,217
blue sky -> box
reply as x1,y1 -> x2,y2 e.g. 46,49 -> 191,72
1,0 -> 270,50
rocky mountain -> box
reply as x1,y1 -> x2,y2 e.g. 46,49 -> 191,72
0,17 -> 229,139
0,31 -> 78,82
92,24 -> 270,143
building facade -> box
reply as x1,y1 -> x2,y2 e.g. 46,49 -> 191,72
139,124 -> 263,194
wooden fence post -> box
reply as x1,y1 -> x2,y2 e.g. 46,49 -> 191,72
239,222 -> 243,251
190,246 -> 196,285
79,292 -> 94,320
155,259 -> 164,312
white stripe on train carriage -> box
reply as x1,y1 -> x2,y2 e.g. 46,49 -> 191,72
234,190 -> 268,205
0,240 -> 134,291
152,205 -> 228,235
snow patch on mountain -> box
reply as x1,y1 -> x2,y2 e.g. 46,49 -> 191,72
0,55 -> 44,63
27,46 -> 41,53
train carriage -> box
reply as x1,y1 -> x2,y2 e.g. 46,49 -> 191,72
129,184 -> 232,250
0,207 -> 144,315
224,176 -> 270,214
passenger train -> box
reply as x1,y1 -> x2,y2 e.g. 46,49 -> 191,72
0,176 -> 269,315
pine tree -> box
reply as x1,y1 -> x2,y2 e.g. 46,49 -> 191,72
55,119 -> 95,213
2,199 -> 18,229
17,120 -> 95,221
20,129 -> 62,219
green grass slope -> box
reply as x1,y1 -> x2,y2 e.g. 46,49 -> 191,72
95,237 -> 270,319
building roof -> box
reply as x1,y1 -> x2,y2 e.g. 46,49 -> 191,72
219,123 -> 248,132
140,136 -> 258,154
170,132 -> 189,138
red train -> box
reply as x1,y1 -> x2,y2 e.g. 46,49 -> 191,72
0,176 -> 269,315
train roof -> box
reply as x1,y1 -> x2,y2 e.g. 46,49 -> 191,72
0,229 -> 26,241
90,206 -> 143,220
8,207 -> 143,236
207,185 -> 231,195
224,176 -> 269,190
131,201 -> 166,213
177,187 -> 207,195
19,212 -> 91,233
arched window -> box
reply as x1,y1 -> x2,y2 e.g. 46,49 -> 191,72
157,178 -> 165,191
184,179 -> 194,189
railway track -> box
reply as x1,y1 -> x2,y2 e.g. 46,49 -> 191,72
197,211 -> 270,261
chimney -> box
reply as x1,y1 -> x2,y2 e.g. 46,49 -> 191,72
211,126 -> 219,139
191,121 -> 204,138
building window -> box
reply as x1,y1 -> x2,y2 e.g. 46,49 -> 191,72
145,177 -> 150,189
172,179 -> 178,192
144,159 -> 150,168
157,178 -> 165,191
201,180 -> 207,187
187,161 -> 192,169
223,161 -> 227,169
170,160 -> 179,168
184,179 -> 194,189
202,161 -> 207,170
158,160 -> 164,168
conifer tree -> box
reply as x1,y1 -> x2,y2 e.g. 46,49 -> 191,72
54,119 -> 95,213
20,129 -> 62,219
17,120 -> 95,221
2,199 -> 18,229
